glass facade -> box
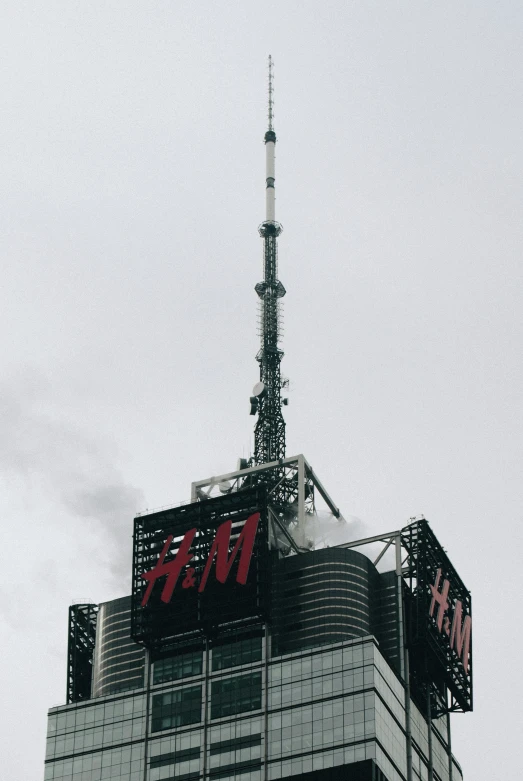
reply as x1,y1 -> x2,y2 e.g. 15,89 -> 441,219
91,597 -> 144,699
211,672 -> 262,719
45,619 -> 463,781
212,636 -> 262,672
44,692 -> 146,781
152,685 -> 203,732
153,650 -> 203,686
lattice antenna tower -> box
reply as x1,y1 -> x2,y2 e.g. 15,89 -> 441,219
249,56 -> 288,472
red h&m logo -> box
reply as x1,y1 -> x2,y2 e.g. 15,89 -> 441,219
140,512 -> 260,607
429,568 -> 472,674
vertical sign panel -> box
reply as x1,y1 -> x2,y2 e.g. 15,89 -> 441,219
402,520 -> 473,713
131,486 -> 268,651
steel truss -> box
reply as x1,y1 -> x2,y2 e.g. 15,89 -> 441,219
253,221 -> 286,474
336,519 -> 473,717
67,603 -> 98,704
191,454 -> 340,553
401,520 -> 473,716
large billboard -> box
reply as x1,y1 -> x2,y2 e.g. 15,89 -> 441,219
131,486 -> 269,651
402,520 -> 473,713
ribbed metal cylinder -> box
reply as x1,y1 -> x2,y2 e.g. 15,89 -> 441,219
91,596 -> 145,698
271,548 -> 377,655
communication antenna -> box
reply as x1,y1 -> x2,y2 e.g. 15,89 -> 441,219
267,53 -> 274,132
249,55 -> 288,471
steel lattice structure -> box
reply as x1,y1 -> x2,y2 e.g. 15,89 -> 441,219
251,56 -> 288,507
131,486 -> 270,651
335,519 -> 473,717
254,221 -> 286,467
67,603 -> 98,704
401,520 -> 473,716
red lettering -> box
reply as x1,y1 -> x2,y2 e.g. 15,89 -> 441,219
428,569 -> 472,674
450,599 -> 472,674
140,513 -> 260,605
429,568 -> 450,631
198,512 -> 260,593
182,567 -> 197,589
141,528 -> 196,606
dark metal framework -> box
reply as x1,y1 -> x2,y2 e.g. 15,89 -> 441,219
66,603 -> 98,704
401,520 -> 473,715
254,218 -> 286,475
335,519 -> 473,718
251,59 -> 288,507
131,486 -> 269,652
191,455 -> 341,554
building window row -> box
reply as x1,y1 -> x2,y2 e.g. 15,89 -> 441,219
153,649 -> 203,685
210,733 -> 262,755
152,635 -> 263,687
211,672 -> 262,720
150,746 -> 201,768
212,636 -> 262,671
152,686 -> 202,732
151,671 -> 263,733
208,759 -> 263,779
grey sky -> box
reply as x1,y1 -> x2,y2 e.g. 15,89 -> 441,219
0,2 -> 521,778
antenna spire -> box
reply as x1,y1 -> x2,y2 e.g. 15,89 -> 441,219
268,54 -> 274,132
249,57 -> 287,479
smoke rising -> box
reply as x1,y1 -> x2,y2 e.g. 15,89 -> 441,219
0,369 -> 144,585
304,510 -> 367,549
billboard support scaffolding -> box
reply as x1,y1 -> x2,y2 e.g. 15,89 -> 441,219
133,467 -> 472,718
189,454 -> 340,554
336,519 -> 473,717
131,486 -> 270,652
67,603 -> 98,704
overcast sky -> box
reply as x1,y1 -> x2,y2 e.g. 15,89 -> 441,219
1,2 -> 521,779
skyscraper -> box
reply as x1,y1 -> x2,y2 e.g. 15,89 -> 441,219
44,59 -> 472,781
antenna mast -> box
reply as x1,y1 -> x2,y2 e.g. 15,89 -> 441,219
267,53 -> 274,132
250,55 -> 287,472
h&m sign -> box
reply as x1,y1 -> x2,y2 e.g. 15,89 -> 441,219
131,487 -> 268,649
429,568 -> 472,674
140,512 -> 260,606
401,519 -> 473,712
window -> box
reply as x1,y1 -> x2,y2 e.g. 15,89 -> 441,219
152,685 -> 202,732
211,673 -> 262,719
153,649 -> 203,684
154,774 -> 199,781
212,636 -> 262,671
209,759 -> 262,778
150,747 -> 201,768
210,734 -> 261,755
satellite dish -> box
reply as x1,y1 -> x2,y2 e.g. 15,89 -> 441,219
218,481 -> 232,494
252,381 -> 266,398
